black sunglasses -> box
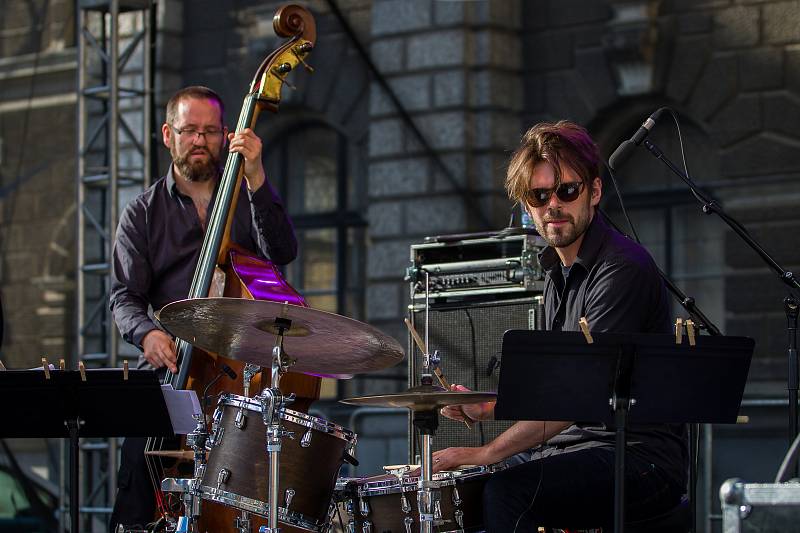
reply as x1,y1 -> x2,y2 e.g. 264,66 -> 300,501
522,181 -> 585,208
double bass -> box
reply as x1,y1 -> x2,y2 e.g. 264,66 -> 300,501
145,5 -> 320,531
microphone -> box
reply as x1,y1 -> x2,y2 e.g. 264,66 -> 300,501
202,364 -> 238,409
220,364 -> 237,380
608,107 -> 667,170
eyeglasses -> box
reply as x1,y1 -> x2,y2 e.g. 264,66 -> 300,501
522,181 -> 585,208
170,125 -> 224,141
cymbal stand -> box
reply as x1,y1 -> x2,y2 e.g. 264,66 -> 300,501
413,406 -> 441,533
172,413 -> 207,532
258,317 -> 295,533
416,271 -> 440,533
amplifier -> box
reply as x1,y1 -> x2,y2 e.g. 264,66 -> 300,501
721,478 -> 800,531
406,230 -> 546,303
408,297 -> 544,457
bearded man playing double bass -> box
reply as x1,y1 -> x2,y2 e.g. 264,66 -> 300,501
109,85 -> 297,531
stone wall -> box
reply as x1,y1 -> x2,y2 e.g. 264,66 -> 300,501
0,0 -> 76,368
365,1 -> 524,390
518,0 -> 800,388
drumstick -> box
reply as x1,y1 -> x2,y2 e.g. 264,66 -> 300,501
404,318 -> 472,429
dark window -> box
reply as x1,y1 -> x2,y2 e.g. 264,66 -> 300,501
267,123 -> 367,316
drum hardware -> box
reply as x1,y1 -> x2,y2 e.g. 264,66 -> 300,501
260,317 -> 292,533
234,510 -> 252,533
157,299 -> 421,531
284,488 -> 296,509
159,413 -> 209,533
300,428 -> 313,447
243,362 -> 261,398
235,408 -> 248,429
217,468 -> 231,488
341,272 -> 497,533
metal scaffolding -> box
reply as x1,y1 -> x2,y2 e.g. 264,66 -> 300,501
71,0 -> 154,530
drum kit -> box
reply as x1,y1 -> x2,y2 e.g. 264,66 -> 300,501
152,297 -> 497,533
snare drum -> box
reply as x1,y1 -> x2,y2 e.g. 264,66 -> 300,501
334,465 -> 499,533
198,393 -> 356,532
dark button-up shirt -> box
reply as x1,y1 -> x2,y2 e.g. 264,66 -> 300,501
110,166 -> 297,349
537,212 -> 687,489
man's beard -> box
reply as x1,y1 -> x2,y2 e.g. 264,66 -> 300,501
533,201 -> 592,249
172,145 -> 220,182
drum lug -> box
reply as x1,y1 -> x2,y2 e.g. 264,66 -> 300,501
452,485 -> 461,506
434,498 -> 442,520
455,509 -> 464,528
401,493 -> 411,514
359,496 -> 370,517
344,497 -> 355,518
208,426 -> 225,448
284,488 -> 296,509
235,408 -> 247,429
361,520 -> 372,533
216,468 -> 230,489
300,428 -> 313,447
403,515 -> 413,533
346,520 -> 356,533
234,510 -> 251,533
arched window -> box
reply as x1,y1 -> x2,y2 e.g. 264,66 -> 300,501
265,122 -> 367,318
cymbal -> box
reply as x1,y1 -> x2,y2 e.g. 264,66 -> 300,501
340,384 -> 497,411
156,298 -> 404,378
144,450 -> 194,461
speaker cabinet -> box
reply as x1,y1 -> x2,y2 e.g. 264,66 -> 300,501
409,295 -> 543,458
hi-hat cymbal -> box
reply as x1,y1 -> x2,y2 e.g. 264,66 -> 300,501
156,298 -> 404,378
340,384 -> 497,411
144,450 -> 194,461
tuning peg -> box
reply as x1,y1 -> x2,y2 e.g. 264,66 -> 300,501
271,64 -> 297,90
292,47 -> 314,73
274,62 -> 293,75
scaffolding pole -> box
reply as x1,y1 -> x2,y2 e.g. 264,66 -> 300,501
69,1 -> 154,530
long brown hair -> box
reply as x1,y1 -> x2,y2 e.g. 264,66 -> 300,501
506,120 -> 600,203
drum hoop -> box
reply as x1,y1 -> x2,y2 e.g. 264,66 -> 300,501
196,484 -> 325,532
217,394 -> 356,443
357,477 -> 454,496
280,409 -> 357,443
350,463 -> 505,496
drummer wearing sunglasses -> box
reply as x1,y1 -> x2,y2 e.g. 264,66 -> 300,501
434,121 -> 686,532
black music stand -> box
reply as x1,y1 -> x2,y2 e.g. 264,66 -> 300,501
0,368 -> 174,533
495,331 -> 754,533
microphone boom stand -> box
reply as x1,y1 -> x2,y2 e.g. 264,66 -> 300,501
640,138 -> 800,459
602,208 -> 721,533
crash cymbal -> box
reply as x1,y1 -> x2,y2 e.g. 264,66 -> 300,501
340,384 -> 497,411
156,298 -> 404,378
144,450 -> 194,461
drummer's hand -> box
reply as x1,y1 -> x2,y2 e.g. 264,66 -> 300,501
432,446 -> 491,473
440,384 -> 496,422
228,128 -> 265,192
142,330 -> 178,373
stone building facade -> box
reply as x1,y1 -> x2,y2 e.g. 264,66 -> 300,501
2,0 -> 800,529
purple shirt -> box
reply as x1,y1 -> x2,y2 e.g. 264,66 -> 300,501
110,166 -> 297,348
